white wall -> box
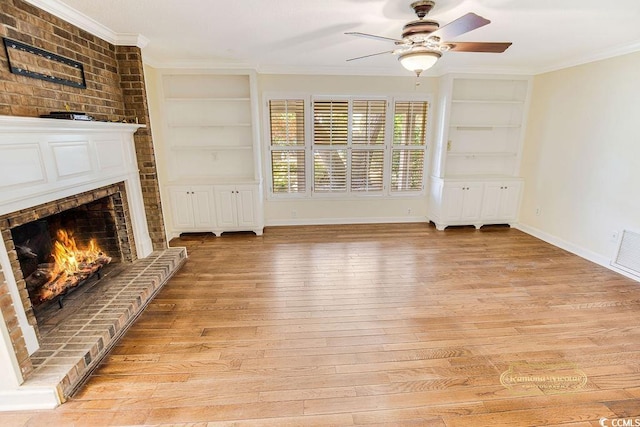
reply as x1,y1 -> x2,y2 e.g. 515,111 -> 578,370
258,74 -> 438,226
519,52 -> 640,267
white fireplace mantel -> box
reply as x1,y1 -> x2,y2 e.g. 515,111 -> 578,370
0,115 -> 154,409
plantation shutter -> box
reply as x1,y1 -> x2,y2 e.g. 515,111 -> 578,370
393,101 -> 428,146
351,100 -> 386,192
313,149 -> 347,193
392,101 -> 429,192
313,100 -> 348,145
312,100 -> 348,193
391,149 -> 425,191
269,99 -> 306,194
351,149 -> 384,192
352,100 -> 386,145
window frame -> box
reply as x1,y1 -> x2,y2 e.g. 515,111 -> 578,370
263,92 -> 433,200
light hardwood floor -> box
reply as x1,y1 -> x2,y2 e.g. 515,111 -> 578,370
2,223 -> 640,426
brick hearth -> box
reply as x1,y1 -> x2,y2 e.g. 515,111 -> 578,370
21,248 -> 186,401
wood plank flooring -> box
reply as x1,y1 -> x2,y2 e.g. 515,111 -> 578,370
2,223 -> 639,426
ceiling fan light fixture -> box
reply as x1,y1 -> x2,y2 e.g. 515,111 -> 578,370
398,49 -> 441,76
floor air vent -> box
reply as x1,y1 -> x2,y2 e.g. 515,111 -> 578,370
612,230 -> 640,277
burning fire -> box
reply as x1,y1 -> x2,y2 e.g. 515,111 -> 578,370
31,230 -> 111,304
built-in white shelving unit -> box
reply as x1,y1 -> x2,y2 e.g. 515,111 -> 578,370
157,70 -> 264,238
429,74 -> 531,230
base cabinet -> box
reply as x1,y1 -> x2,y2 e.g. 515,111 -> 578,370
442,182 -> 484,228
213,184 -> 263,236
167,186 -> 215,233
429,177 -> 522,230
480,181 -> 522,222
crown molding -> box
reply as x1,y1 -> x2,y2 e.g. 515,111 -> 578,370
23,0 -> 148,48
533,41 -> 640,75
143,57 -> 256,70
115,34 -> 150,49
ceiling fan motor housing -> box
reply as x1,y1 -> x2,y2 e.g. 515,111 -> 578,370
402,20 -> 440,41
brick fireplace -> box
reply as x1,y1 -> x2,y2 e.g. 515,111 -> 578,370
0,116 -> 185,410
0,0 -> 181,409
2,183 -> 135,337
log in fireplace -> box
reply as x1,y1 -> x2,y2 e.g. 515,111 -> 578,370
11,193 -> 125,311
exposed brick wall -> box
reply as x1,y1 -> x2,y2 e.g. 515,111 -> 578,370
0,0 -> 125,120
117,46 -> 167,250
0,0 -> 167,250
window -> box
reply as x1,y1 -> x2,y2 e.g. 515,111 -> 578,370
313,100 -> 348,193
268,99 -> 306,194
351,100 -> 386,192
267,96 -> 429,198
312,99 -> 387,194
391,101 -> 428,192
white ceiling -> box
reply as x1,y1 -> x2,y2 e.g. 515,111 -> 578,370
29,0 -> 640,75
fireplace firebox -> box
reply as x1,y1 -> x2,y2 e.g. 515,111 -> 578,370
1,183 -> 135,339
11,195 -> 124,310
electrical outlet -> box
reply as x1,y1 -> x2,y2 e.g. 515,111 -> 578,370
535,207 -> 541,216
407,208 -> 412,215
291,210 -> 297,219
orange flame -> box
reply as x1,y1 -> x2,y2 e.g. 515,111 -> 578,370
51,230 -> 102,276
35,230 -> 111,303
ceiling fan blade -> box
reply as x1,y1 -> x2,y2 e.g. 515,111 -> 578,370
345,32 -> 405,44
446,41 -> 512,53
429,13 -> 491,40
347,50 -> 396,62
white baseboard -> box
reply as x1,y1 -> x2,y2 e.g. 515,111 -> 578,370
0,388 -> 60,411
515,223 -> 639,283
265,216 -> 428,227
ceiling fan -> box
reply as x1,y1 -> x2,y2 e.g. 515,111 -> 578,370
346,0 -> 512,76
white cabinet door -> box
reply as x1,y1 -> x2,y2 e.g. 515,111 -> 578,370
212,184 -> 263,236
499,181 -> 522,220
191,187 -> 215,229
214,186 -> 238,228
168,187 -> 195,229
235,186 -> 257,227
442,183 -> 465,221
480,182 -> 503,220
441,182 -> 483,223
461,183 -> 483,222
167,186 -> 215,233
436,181 -> 483,229
481,181 -> 522,221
